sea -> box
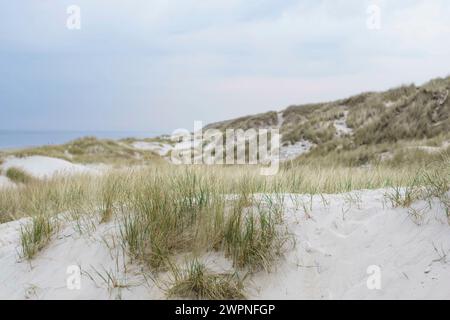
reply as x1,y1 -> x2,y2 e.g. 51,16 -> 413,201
0,131 -> 162,150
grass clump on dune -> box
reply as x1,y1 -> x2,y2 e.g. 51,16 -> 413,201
6,167 -> 34,184
422,155 -> 450,221
120,170 -> 224,271
120,168 -> 288,272
168,259 -> 246,300
385,183 -> 423,208
99,172 -> 128,223
20,214 -> 57,260
224,206 -> 285,271
381,153 -> 450,223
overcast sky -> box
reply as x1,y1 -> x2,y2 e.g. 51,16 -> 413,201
1,0 -> 450,133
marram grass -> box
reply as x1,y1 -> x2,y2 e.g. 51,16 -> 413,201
0,157 -> 447,299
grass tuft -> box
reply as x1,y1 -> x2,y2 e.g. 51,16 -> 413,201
20,215 -> 57,260
422,156 -> 450,222
168,259 -> 246,300
6,167 -> 34,184
224,200 -> 287,271
385,185 -> 422,208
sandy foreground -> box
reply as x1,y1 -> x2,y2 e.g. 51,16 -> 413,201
0,187 -> 449,300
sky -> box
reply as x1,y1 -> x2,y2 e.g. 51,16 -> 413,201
1,0 -> 450,133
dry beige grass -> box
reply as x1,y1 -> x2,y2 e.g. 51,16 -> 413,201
5,167 -> 35,184
6,136 -> 163,166
167,259 -> 246,299
0,162 -> 431,224
0,155 -> 447,298
205,75 -> 450,166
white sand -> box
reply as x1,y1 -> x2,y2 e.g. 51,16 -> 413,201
131,124 -> 316,163
407,141 -> 450,154
385,101 -> 395,108
334,111 -> 353,137
0,188 -> 449,299
0,176 -> 15,189
0,217 -> 162,300
277,112 -> 285,128
251,190 -> 450,299
279,140 -> 314,161
132,141 -> 172,157
1,156 -> 100,179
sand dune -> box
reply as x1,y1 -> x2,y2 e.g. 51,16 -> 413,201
0,189 -> 448,299
1,156 -> 101,179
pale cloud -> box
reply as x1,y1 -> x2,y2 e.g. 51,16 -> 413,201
0,1 -> 449,131
388,0 -> 450,52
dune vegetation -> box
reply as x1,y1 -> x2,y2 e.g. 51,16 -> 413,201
0,136 -> 165,166
207,76 -> 450,167
0,76 -> 449,299
0,155 -> 448,298
5,167 -> 35,184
